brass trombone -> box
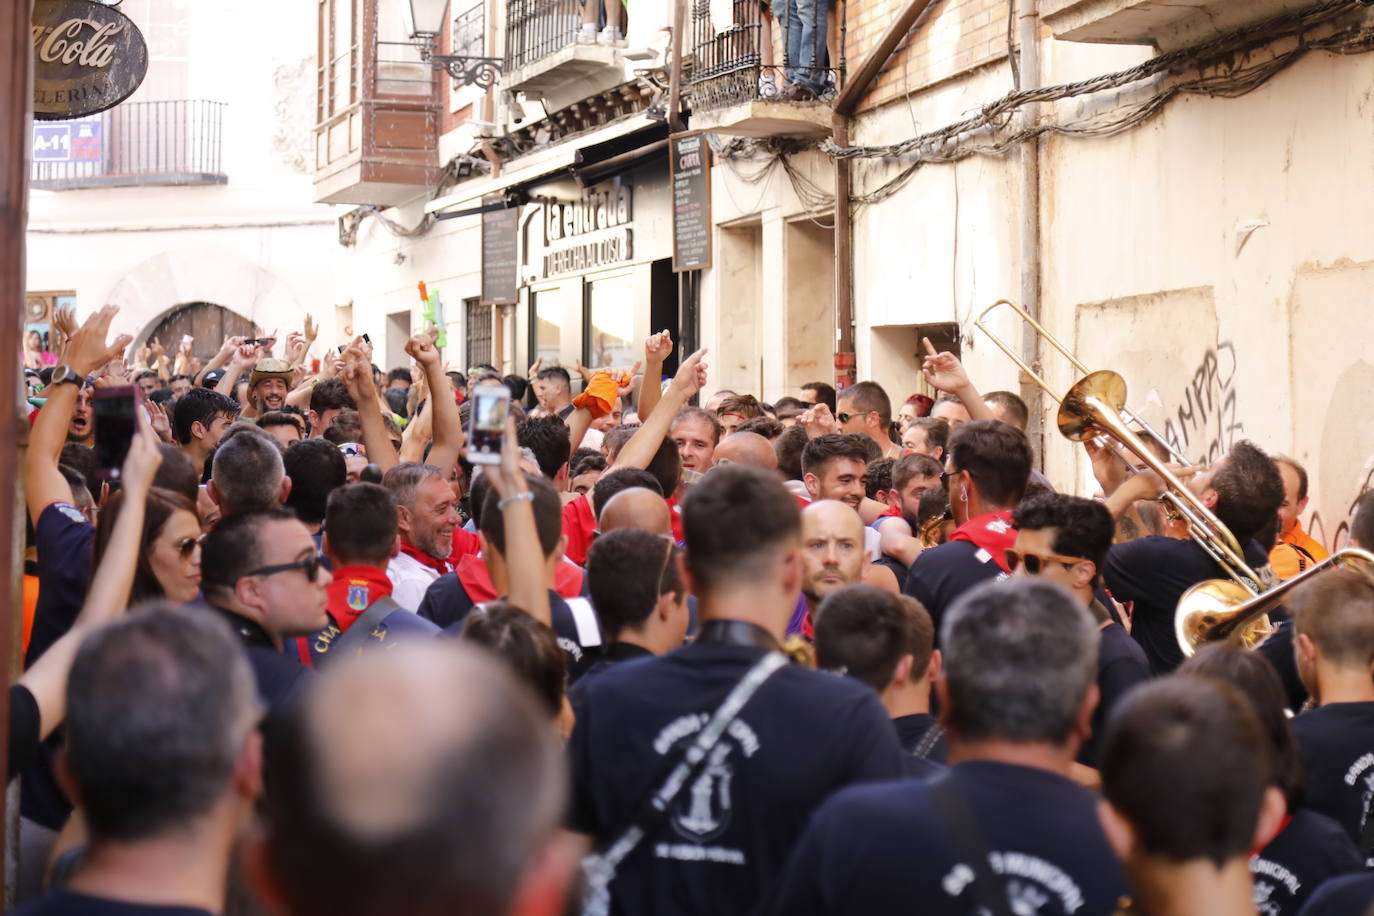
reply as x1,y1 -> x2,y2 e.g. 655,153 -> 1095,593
971,299 -> 1273,645
1175,548 -> 1374,656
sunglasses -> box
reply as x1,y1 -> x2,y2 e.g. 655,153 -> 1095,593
243,552 -> 326,582
174,535 -> 205,558
835,412 -> 854,424
1004,549 -> 1084,575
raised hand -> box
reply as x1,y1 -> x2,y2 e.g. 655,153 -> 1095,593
645,329 -> 673,364
800,403 -> 838,439
284,331 -> 309,366
303,314 -> 318,344
145,399 -> 173,443
404,329 -> 441,368
340,345 -> 376,403
65,304 -> 133,377
616,360 -> 643,400
668,348 -> 709,401
52,303 -> 78,344
920,337 -> 972,394
230,343 -> 258,368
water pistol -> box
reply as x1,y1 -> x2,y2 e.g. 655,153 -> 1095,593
418,281 -> 447,348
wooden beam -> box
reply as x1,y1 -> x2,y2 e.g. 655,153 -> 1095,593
0,0 -> 32,893
834,0 -> 941,116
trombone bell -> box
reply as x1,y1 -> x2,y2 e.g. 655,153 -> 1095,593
1057,371 -> 1129,443
1175,578 -> 1273,656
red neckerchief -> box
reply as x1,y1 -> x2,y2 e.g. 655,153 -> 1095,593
947,510 -> 1018,572
296,565 -> 395,667
400,541 -> 452,576
447,527 -> 482,564
455,554 -> 587,604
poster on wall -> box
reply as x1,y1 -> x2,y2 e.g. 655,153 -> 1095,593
32,0 -> 149,120
670,132 -> 712,272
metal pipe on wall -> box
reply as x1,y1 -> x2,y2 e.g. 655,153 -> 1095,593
1017,0 -> 1045,465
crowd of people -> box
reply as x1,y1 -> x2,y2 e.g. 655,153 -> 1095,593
12,301 -> 1374,916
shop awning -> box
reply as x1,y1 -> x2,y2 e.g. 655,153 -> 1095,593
425,116 -> 667,217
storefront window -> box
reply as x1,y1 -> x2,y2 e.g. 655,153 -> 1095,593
530,288 -> 563,366
584,273 -> 636,369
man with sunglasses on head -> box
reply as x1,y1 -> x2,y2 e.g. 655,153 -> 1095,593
902,420 -> 1032,637
200,508 -> 332,706
1010,493 -> 1150,766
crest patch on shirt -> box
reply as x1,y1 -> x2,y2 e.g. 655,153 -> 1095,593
57,503 -> 87,525
347,584 -> 369,611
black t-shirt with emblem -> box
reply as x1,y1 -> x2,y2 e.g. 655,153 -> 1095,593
765,760 -> 1128,916
567,640 -> 905,916
892,712 -> 948,780
1291,701 -> 1374,852
1250,807 -> 1362,916
1105,535 -> 1272,674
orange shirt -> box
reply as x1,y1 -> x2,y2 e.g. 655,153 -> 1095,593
1269,521 -> 1330,581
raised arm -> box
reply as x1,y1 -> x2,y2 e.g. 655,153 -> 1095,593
194,335 -> 242,386
485,416 -> 551,628
612,349 -> 707,472
341,345 -> 398,473
921,337 -> 996,423
18,416 -> 162,740
216,342 -> 260,409
638,330 -> 673,422
25,305 -> 131,526
407,329 -> 462,474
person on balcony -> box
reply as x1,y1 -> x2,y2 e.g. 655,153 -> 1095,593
773,0 -> 829,101
577,0 -> 626,45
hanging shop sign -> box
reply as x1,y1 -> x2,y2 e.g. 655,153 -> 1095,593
481,198 -> 520,305
32,0 -> 149,120
670,132 -> 712,272
542,183 -> 635,278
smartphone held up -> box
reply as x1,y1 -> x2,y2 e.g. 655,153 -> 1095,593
468,385 -> 510,465
93,386 -> 140,481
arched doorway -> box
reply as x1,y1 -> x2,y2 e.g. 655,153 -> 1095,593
144,302 -> 258,363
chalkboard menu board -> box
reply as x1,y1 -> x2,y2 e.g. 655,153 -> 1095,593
481,199 -> 519,305
671,133 -> 712,272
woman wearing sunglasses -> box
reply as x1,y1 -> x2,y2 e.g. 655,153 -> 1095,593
91,488 -> 202,606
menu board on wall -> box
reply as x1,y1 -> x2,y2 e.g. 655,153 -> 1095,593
670,132 -> 712,273
481,198 -> 519,305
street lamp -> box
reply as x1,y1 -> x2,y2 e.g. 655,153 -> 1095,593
410,0 -> 504,89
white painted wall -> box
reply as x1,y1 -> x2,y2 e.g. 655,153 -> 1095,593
849,37 -> 1374,549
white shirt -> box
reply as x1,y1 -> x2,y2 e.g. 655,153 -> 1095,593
386,551 -> 443,611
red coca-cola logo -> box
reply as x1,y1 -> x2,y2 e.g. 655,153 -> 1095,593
32,0 -> 149,120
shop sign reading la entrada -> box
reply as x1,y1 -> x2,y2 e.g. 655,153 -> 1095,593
542,183 -> 634,278
32,0 -> 149,120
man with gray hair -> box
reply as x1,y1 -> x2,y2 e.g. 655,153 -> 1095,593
382,461 -> 474,610
768,578 -> 1128,915
17,604 -> 261,916
250,641 -> 576,916
208,426 -> 291,518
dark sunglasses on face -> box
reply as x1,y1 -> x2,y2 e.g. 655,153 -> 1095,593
835,412 -> 854,424
1004,549 -> 1084,575
175,535 -> 205,558
243,552 -> 325,582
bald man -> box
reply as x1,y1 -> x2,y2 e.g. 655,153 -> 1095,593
254,642 -> 577,916
712,431 -> 778,469
599,487 -> 673,538
791,500 -> 898,637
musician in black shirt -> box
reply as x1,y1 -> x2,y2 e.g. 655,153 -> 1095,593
769,579 -> 1127,915
1104,440 -> 1284,673
813,584 -> 947,776
1099,677 -> 1288,916
568,466 -> 905,916
1289,568 -> 1374,854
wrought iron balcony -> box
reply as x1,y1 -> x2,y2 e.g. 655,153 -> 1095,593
31,100 -> 227,190
685,0 -> 842,138
502,0 -> 624,102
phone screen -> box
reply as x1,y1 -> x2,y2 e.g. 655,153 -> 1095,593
93,386 -> 139,480
468,385 -> 510,465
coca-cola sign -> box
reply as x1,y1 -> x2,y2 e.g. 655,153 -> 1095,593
32,0 -> 148,120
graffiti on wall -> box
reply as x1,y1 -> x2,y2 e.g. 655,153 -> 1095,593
1307,454 -> 1374,552
1161,341 -> 1245,464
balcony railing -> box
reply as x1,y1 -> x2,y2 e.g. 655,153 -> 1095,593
686,0 -> 842,111
505,0 -> 583,72
31,100 -> 227,190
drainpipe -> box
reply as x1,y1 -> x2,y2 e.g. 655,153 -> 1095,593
832,0 -> 941,390
1017,0 -> 1044,466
